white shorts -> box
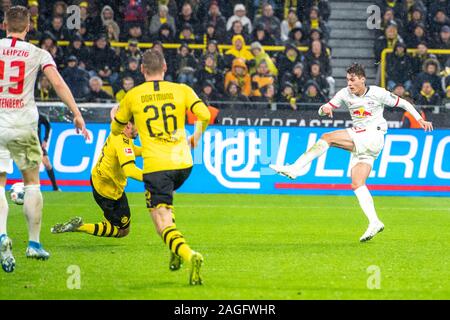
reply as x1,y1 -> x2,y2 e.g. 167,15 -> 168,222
347,126 -> 385,169
0,126 -> 42,173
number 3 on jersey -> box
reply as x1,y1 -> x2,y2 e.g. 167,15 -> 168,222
144,103 -> 178,137
0,59 -> 25,94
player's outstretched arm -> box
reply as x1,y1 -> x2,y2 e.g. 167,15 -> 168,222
396,97 -> 433,132
318,103 -> 333,118
44,66 -> 90,140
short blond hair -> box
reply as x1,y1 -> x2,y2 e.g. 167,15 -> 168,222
142,49 -> 166,76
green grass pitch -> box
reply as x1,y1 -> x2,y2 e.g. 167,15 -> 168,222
1,192 -> 449,300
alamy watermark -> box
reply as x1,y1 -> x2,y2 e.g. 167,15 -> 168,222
66,264 -> 81,289
66,5 -> 81,30
366,265 -> 381,290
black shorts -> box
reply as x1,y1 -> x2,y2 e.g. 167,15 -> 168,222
143,167 -> 192,208
91,179 -> 131,229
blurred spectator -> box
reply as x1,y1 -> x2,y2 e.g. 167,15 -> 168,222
120,23 -> 150,42
39,31 -> 65,69
87,77 -> 113,102
405,23 -> 429,47
65,34 -> 90,70
78,1 -> 102,39
415,81 -> 441,105
123,0 -> 147,30
276,43 -> 304,78
376,0 -> 404,18
278,81 -> 298,110
251,83 -> 276,110
301,80 -> 326,103
149,4 -> 176,37
308,61 -> 330,97
28,1 -> 45,33
280,8 -> 302,43
429,9 -> 450,40
115,77 -> 135,102
251,60 -> 275,97
174,43 -> 197,86
202,40 -> 226,72
100,5 -> 116,29
305,39 -> 333,94
251,0 -> 278,20
198,80 -> 223,106
226,3 -> 253,34
309,28 -> 325,45
156,23 -> 176,42
204,1 -> 227,40
374,21 -> 404,62
195,53 -> 224,94
224,81 -> 250,109
151,0 -> 178,18
204,22 -> 223,43
60,55 -> 90,101
303,6 -> 329,42
279,1 -> 304,21
35,74 -> 57,101
104,20 -> 121,54
386,41 -> 414,92
281,62 -> 307,97
251,23 -> 276,46
427,0 -> 450,23
253,3 -> 281,41
227,20 -> 251,44
392,83 -> 412,101
178,23 -> 200,44
120,57 -> 145,86
46,16 -> 73,41
399,0 -> 427,25
88,34 -> 120,88
176,2 -> 200,37
413,58 -> 443,97
224,35 -> 254,67
287,26 -> 308,46
411,42 -> 438,75
249,41 -> 278,77
224,58 -> 252,96
405,6 -> 426,35
432,25 -> 450,50
303,0 -> 331,22
120,39 -> 143,71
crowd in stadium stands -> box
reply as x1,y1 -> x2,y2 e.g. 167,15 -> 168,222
375,0 -> 450,109
0,0 -> 335,109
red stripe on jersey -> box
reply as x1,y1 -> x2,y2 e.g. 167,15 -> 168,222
328,101 -> 338,109
394,96 -> 400,107
42,64 -> 56,70
11,37 -> 17,47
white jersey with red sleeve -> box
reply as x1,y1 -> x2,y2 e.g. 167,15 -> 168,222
326,85 -> 400,131
0,37 -> 56,129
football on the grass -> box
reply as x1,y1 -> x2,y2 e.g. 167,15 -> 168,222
10,182 -> 25,205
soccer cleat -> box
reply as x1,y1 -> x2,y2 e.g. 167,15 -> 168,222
189,251 -> 203,285
51,216 -> 83,233
0,236 -> 15,273
26,241 -> 50,260
169,252 -> 182,271
269,164 -> 298,180
360,221 -> 385,242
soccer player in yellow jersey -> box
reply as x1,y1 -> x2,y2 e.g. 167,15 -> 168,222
51,108 -> 143,238
111,49 -> 211,285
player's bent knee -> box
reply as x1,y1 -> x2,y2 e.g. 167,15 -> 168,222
321,132 -> 332,143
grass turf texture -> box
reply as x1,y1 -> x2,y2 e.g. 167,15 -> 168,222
1,192 -> 449,300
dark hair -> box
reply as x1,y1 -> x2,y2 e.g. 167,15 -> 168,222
5,6 -> 30,33
346,63 -> 366,78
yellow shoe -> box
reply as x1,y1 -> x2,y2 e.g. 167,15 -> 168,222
169,252 -> 182,271
189,251 -> 203,285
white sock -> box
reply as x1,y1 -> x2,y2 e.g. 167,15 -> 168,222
23,184 -> 43,243
0,186 -> 8,236
291,139 -> 329,173
354,185 -> 380,225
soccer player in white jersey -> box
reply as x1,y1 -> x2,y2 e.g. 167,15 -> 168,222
270,63 -> 433,242
0,6 -> 89,273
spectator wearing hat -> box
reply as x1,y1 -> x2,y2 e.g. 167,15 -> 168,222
250,23 -> 276,46
374,21 -> 404,63
281,62 -> 307,97
64,34 -> 90,69
195,53 -> 224,94
86,76 -> 113,102
287,26 -> 308,46
253,3 -> 281,40
120,57 -> 145,86
224,35 -> 254,67
276,43 -> 304,79
301,80 -> 327,104
432,25 -> 450,49
249,41 -> 278,76
104,20 -> 121,54
174,43 -> 198,86
149,4 -> 176,37
227,3 -> 253,35
87,34 -> 120,89
251,60 -> 276,97
278,81 -> 298,111
412,58 -> 444,97
405,23 -> 430,47
100,5 -> 118,31
60,55 -> 90,101
204,1 -> 227,39
281,8 -> 302,43
198,79 -> 223,106
386,41 -> 414,92
179,23 -> 200,44
176,2 -> 200,37
224,58 -> 252,96
28,1 -> 45,32
120,39 -> 142,71
115,77 -> 135,102
227,20 -> 251,44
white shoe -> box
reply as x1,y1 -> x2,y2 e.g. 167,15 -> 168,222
0,236 -> 15,273
269,164 -> 298,180
360,221 -> 385,242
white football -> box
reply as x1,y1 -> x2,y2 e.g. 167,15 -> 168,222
10,182 -> 25,205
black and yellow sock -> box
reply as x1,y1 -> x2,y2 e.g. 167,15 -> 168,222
77,221 -> 120,237
161,225 -> 193,262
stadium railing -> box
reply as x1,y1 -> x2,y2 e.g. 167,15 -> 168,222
380,47 -> 450,88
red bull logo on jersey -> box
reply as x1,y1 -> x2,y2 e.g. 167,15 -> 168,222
352,107 -> 372,118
